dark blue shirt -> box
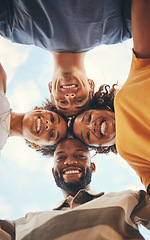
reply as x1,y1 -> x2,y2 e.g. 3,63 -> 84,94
0,0 -> 131,53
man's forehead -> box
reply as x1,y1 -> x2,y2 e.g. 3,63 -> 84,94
54,138 -> 89,154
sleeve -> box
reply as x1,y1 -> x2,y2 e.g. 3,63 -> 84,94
0,0 -> 14,39
115,52 -> 150,192
131,191 -> 150,230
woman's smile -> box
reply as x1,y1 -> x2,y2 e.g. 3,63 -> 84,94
22,109 -> 67,146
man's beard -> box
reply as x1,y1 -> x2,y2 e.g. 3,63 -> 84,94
53,165 -> 93,192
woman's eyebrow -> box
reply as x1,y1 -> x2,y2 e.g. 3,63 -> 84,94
56,151 -> 64,154
58,106 -> 68,110
55,131 -> 59,141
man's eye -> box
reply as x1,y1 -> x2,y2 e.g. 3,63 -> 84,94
87,131 -> 90,141
88,114 -> 92,123
77,99 -> 82,102
57,156 -> 66,161
51,114 -> 54,123
49,131 -> 53,140
59,100 -> 66,104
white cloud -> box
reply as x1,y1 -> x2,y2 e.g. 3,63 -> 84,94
0,196 -> 13,219
85,39 -> 133,91
0,37 -> 31,84
1,137 -> 42,172
21,203 -> 43,216
8,80 -> 42,112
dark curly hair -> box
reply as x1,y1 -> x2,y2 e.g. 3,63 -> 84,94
26,99 -> 68,156
69,84 -> 119,154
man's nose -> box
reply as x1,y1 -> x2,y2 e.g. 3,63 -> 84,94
64,157 -> 77,165
65,93 -> 76,101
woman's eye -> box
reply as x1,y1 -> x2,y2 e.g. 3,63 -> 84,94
76,154 -> 85,158
77,99 -> 82,102
49,131 -> 53,140
88,114 -> 92,123
87,131 -> 90,141
51,114 -> 54,123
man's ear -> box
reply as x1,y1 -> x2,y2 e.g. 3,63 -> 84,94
91,162 -> 96,173
52,168 -> 54,176
48,81 -> 52,93
88,79 -> 95,91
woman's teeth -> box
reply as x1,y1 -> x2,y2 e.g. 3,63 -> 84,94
100,121 -> 107,135
36,117 -> 42,133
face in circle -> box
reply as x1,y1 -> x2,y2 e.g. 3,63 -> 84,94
22,109 -> 67,146
53,138 -> 95,192
73,110 -> 116,146
50,72 -> 94,117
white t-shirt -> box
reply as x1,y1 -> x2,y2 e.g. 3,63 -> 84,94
0,90 -> 10,150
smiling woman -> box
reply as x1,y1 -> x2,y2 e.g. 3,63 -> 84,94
0,63 -> 68,151
71,84 -> 118,154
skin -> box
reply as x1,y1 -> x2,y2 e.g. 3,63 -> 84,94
0,64 -> 67,147
131,0 -> 150,59
0,228 -> 11,240
0,63 -> 6,93
49,52 -> 95,117
10,109 -> 67,146
53,138 -> 95,197
73,110 -> 116,146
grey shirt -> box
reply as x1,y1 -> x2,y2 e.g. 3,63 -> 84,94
0,0 -> 131,53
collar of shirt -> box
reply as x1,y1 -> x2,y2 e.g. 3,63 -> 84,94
54,189 -> 104,210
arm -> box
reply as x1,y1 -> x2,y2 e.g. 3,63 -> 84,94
0,228 -> 11,240
0,64 -> 6,93
0,220 -> 15,240
132,0 -> 150,58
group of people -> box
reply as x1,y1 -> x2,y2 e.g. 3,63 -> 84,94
0,0 -> 150,239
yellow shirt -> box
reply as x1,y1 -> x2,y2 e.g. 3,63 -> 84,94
115,51 -> 150,191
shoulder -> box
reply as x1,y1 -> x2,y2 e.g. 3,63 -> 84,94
0,64 -> 6,93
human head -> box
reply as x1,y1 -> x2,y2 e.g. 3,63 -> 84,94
70,84 -> 118,153
73,109 -> 116,146
24,100 -> 68,148
52,138 -> 95,195
49,73 -> 95,117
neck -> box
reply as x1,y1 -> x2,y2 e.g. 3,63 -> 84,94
9,111 -> 25,137
51,52 -> 86,75
62,184 -> 91,198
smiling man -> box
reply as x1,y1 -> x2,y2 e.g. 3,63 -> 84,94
52,138 -> 95,197
0,0 -> 131,117
48,52 -> 95,117
1,138 -> 150,239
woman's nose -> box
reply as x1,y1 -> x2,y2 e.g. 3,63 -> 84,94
45,120 -> 53,130
90,122 -> 96,133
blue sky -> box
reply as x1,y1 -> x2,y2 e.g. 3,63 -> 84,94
0,36 -> 149,238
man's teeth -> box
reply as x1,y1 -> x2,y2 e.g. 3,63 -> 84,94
101,121 -> 106,135
37,118 -> 41,132
62,84 -> 76,89
63,170 -> 80,175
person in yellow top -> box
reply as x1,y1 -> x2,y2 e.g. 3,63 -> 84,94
115,0 -> 150,193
